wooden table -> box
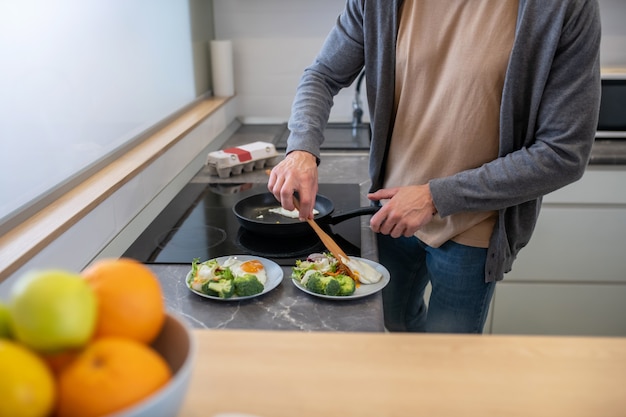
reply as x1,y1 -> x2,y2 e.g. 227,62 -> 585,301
177,330 -> 626,417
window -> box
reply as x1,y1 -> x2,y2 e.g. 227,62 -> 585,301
0,0 -> 206,228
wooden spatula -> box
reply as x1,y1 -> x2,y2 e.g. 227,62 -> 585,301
293,195 -> 356,279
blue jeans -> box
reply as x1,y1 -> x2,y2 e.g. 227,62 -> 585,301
377,233 -> 495,333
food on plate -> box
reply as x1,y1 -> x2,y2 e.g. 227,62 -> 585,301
291,253 -> 382,296
303,271 -> 355,296
268,206 -> 319,219
339,255 -> 383,285
189,257 -> 266,298
203,278 -> 235,299
227,258 -> 267,285
233,274 -> 265,297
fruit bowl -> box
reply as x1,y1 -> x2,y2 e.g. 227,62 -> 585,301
109,312 -> 195,417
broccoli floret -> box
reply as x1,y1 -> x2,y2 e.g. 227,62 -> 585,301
217,266 -> 234,280
323,277 -> 341,296
234,274 -> 264,297
202,278 -> 235,298
335,274 -> 356,296
304,273 -> 341,296
304,273 -> 326,294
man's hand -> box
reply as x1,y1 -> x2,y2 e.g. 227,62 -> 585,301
267,151 -> 318,219
367,184 -> 437,238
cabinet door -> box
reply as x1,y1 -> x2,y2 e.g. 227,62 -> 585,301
543,166 -> 626,204
491,282 -> 626,336
506,206 -> 626,283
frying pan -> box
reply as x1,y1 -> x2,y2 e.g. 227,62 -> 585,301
233,192 -> 379,236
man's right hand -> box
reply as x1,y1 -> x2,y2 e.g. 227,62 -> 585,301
267,151 -> 319,220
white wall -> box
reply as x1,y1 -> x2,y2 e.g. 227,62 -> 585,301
213,0 -> 360,123
214,0 -> 626,122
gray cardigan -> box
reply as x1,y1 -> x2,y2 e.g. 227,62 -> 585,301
286,0 -> 602,281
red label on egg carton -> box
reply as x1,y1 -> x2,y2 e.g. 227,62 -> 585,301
222,147 -> 253,162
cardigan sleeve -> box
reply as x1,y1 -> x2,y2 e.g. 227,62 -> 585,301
430,0 -> 602,218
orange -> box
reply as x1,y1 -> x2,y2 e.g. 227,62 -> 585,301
82,258 -> 165,344
56,337 -> 172,417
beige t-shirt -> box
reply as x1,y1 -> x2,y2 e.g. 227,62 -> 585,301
384,0 -> 518,248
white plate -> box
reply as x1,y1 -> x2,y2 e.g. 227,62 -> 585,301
291,257 -> 390,300
185,255 -> 283,301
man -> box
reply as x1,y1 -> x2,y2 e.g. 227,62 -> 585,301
268,0 -> 601,333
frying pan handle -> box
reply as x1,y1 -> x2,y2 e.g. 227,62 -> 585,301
327,206 -> 380,225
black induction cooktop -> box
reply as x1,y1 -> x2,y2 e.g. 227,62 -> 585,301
123,182 -> 363,266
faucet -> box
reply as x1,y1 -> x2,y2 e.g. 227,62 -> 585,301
352,69 -> 365,129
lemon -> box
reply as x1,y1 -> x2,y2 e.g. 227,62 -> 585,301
9,269 -> 98,352
0,339 -> 56,417
0,301 -> 11,338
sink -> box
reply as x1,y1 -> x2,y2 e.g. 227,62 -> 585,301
275,122 -> 371,150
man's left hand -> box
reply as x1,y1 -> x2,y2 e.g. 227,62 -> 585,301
367,184 -> 437,238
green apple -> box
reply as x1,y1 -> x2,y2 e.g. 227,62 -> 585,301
0,301 -> 11,338
8,269 -> 98,352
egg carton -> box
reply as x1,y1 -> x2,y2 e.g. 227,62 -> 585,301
206,141 -> 280,178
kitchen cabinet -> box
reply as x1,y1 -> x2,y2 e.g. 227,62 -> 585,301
492,282 -> 626,336
490,166 -> 626,336
501,206 -> 626,283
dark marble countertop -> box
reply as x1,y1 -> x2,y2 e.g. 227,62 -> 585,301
147,264 -> 385,332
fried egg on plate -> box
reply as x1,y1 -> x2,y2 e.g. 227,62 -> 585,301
223,257 -> 267,285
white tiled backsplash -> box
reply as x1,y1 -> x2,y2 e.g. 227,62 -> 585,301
214,0 -> 626,122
